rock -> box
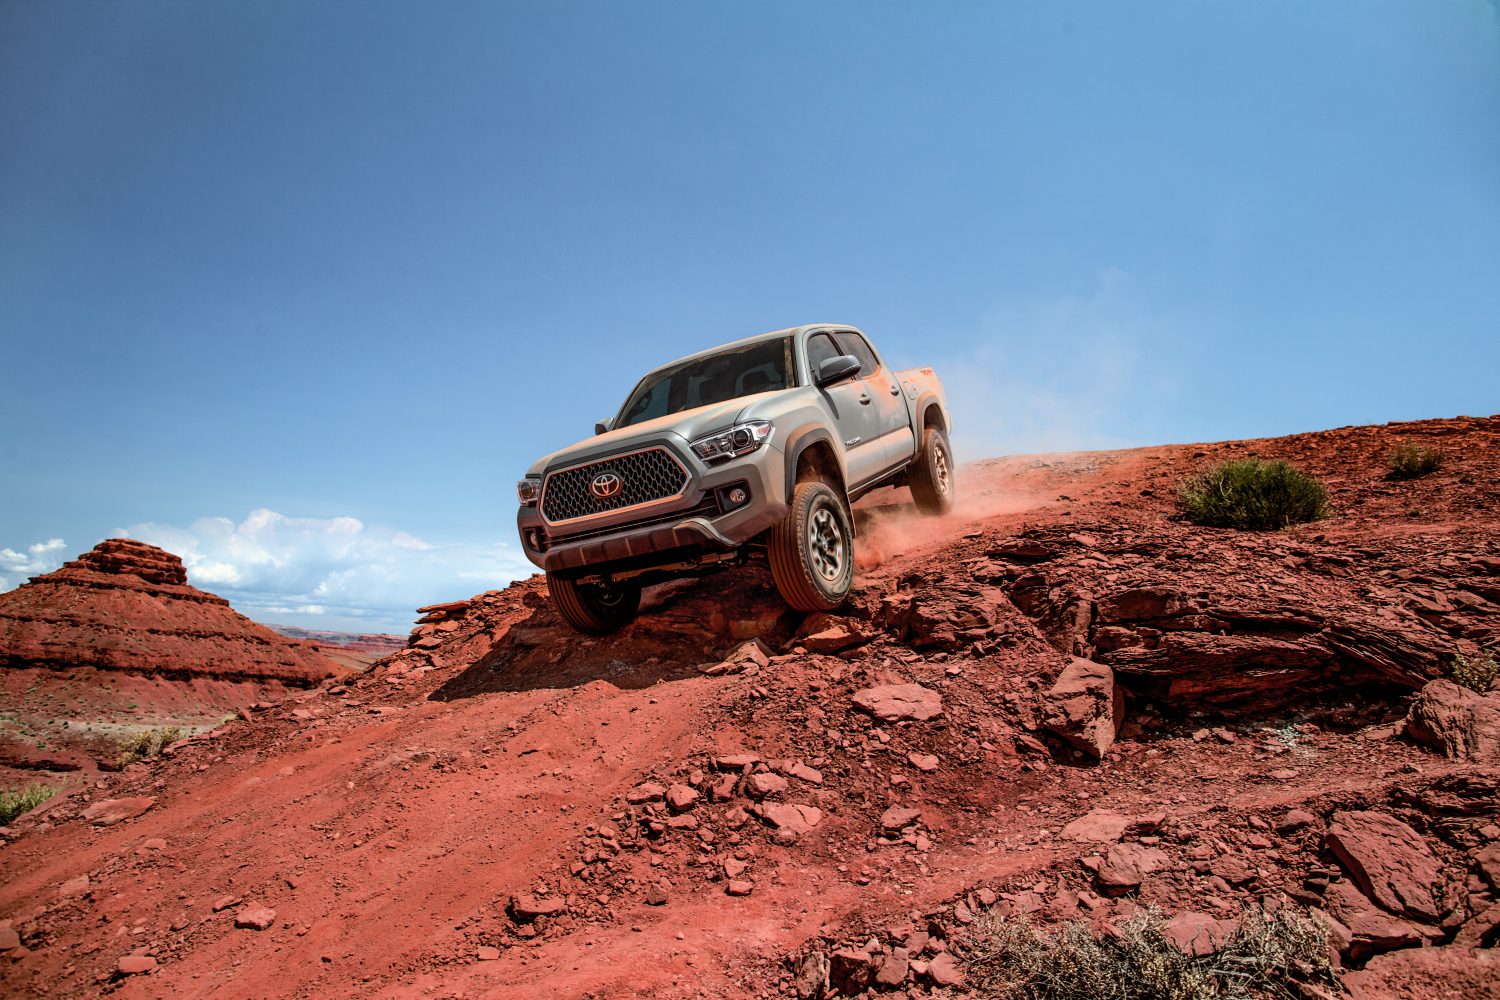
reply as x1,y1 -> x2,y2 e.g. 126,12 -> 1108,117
212,895 -> 241,912
0,926 -> 19,951
0,539 -> 341,686
794,949 -> 830,999
644,887 -> 668,906
796,615 -> 866,654
140,837 -> 168,851
874,949 -> 910,987
1452,902 -> 1500,948
746,772 -> 788,799
117,954 -> 156,975
665,783 -> 699,812
476,946 -> 501,961
1164,912 -> 1239,957
1343,945 -> 1499,999
879,806 -> 922,832
851,684 -> 943,722
1096,843 -> 1169,895
1326,810 -> 1444,922
509,894 -> 566,920
1061,810 -> 1130,843
925,952 -> 964,987
713,753 -> 761,771
725,879 -> 754,897
703,638 -> 771,675
723,858 -> 748,879
756,803 -> 823,836
907,752 -> 940,772
57,874 -> 90,898
786,762 -> 823,784
1405,679 -> 1500,763
234,904 -> 277,930
1473,843 -> 1500,891
1041,657 -> 1124,759
1097,587 -> 1188,622
1323,880 -> 1430,960
829,948 -> 875,994
626,782 -> 666,804
1276,809 -> 1316,834
82,797 -> 156,826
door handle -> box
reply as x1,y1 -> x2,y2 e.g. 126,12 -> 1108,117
889,384 -> 900,395
858,392 -> 871,405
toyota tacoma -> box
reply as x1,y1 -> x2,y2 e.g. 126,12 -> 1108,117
516,324 -> 954,633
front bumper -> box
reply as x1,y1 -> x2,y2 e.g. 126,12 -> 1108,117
517,438 -> 789,575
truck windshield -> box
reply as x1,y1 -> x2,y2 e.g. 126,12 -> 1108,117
615,337 -> 792,428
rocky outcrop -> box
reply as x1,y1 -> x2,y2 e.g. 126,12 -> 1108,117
1405,678 -> 1500,763
0,539 -> 340,686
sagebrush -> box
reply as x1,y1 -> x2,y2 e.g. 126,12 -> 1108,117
1387,442 -> 1442,480
961,906 -> 1336,1000
0,784 -> 59,825
1452,651 -> 1499,694
1177,459 -> 1329,530
116,725 -> 185,767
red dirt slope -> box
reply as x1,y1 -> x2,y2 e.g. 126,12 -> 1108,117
0,416 -> 1496,999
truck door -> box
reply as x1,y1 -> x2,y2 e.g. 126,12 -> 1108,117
835,331 -> 915,477
806,331 -> 885,489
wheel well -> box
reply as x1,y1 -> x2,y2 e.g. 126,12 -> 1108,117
794,440 -> 846,496
922,403 -> 947,436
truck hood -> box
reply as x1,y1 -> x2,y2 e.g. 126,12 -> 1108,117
524,392 -> 781,476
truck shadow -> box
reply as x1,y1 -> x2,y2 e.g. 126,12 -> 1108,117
427,566 -> 801,700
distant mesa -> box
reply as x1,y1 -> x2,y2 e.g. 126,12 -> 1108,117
0,538 -> 343,686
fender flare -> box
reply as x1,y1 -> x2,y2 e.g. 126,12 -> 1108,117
911,391 -> 949,442
780,424 -> 845,503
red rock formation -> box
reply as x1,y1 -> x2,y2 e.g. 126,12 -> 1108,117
0,539 -> 340,685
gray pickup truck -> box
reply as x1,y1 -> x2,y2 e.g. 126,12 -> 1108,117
516,324 -> 954,633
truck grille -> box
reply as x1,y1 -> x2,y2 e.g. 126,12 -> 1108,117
540,447 -> 690,524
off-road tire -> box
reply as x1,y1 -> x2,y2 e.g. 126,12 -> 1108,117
546,573 -> 642,634
769,480 -> 854,612
909,426 -> 956,515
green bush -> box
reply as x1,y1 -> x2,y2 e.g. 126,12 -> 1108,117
116,725 -> 185,767
1177,460 -> 1329,530
1452,651 -> 1499,694
962,906 -> 1335,1000
0,784 -> 59,825
1387,443 -> 1442,480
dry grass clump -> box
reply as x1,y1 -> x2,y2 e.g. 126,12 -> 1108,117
1177,460 -> 1329,531
1386,442 -> 1442,480
961,906 -> 1335,1000
116,725 -> 185,767
1452,651 -> 1499,694
0,784 -> 60,825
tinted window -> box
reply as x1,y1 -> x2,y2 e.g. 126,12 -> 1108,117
616,337 -> 791,428
834,332 -> 878,377
806,333 -> 841,374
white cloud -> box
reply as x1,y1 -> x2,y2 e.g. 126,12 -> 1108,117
936,267 -> 1181,461
0,538 -> 68,590
115,509 -> 534,633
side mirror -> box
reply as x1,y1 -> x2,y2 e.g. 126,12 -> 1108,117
594,418 -> 614,435
815,354 -> 862,387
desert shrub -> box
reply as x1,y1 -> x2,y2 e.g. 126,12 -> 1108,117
0,784 -> 59,825
962,906 -> 1335,1000
1387,443 -> 1442,480
116,725 -> 185,767
1177,460 -> 1329,530
1452,651 -> 1499,694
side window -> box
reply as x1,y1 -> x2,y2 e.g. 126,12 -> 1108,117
806,333 -> 841,375
834,332 -> 878,377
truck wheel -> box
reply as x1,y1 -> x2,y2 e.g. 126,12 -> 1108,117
546,572 -> 642,634
909,427 -> 956,515
769,481 -> 854,611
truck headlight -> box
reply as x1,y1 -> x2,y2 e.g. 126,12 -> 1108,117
690,420 -> 773,463
516,478 -> 541,505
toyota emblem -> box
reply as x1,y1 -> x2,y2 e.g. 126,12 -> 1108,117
590,472 -> 623,499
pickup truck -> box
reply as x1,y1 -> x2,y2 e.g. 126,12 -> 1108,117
515,324 -> 954,633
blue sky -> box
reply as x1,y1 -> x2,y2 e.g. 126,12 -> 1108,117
2,1 -> 1496,632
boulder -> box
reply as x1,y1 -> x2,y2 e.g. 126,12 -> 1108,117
851,684 -> 943,722
1405,679 -> 1500,763
1040,657 -> 1124,758
1323,880 -> 1431,961
1095,843 -> 1168,895
1326,810 -> 1444,922
82,797 -> 156,827
796,614 -> 866,655
1164,912 -> 1239,957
